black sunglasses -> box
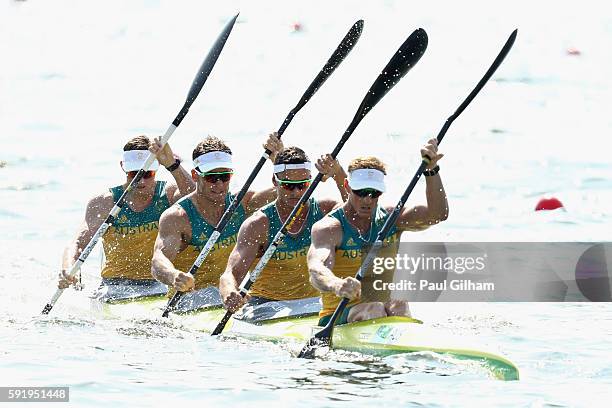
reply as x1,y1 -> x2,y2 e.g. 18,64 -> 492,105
199,170 -> 233,183
353,188 -> 383,198
275,177 -> 311,191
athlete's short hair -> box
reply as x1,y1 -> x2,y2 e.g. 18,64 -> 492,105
274,146 -> 310,165
123,135 -> 151,151
192,135 -> 232,159
347,156 -> 387,175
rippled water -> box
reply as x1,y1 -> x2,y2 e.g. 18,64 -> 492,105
2,0 -> 611,406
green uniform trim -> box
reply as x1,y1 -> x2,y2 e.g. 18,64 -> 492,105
110,180 -> 170,226
260,197 -> 323,254
178,192 -> 246,250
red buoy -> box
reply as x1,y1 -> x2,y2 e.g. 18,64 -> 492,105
291,22 -> 302,32
535,197 -> 564,211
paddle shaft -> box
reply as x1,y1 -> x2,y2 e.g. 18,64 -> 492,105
42,14 -> 240,315
212,145 -> 342,334
162,21 -> 364,317
212,28 -> 429,335
300,29 -> 518,356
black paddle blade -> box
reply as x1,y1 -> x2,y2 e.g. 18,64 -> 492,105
436,29 -> 517,145
173,13 -> 239,126
293,20 -> 364,112
449,29 -> 517,124
297,325 -> 333,359
352,28 -> 428,125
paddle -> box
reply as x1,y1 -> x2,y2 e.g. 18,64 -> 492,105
161,20 -> 364,317
297,29 -> 518,359
41,14 -> 240,315
212,28 -> 429,335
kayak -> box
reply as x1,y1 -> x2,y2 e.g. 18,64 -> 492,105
91,288 -> 519,381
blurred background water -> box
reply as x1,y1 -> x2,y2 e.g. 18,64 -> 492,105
1,0 -> 611,406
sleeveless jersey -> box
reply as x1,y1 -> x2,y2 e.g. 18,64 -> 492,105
250,198 -> 323,300
171,193 -> 246,293
319,205 -> 401,317
101,180 -> 170,279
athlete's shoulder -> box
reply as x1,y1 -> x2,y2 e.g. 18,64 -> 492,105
160,198 -> 190,225
82,191 -> 114,224
173,191 -> 196,209
311,215 -> 341,248
316,198 -> 342,215
86,191 -> 114,212
257,199 -> 277,214
313,213 -> 341,233
242,208 -> 270,233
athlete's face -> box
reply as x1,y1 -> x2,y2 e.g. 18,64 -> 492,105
273,169 -> 312,207
345,180 -> 382,218
121,161 -> 157,191
192,167 -> 233,202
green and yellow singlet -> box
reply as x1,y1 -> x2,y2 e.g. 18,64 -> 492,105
101,181 -> 170,280
319,206 -> 401,318
172,193 -> 246,293
250,198 -> 323,300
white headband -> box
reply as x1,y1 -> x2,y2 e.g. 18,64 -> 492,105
348,168 -> 386,192
122,150 -> 159,172
193,151 -> 233,173
273,162 -> 312,174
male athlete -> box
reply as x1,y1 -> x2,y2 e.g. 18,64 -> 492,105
308,139 -> 448,325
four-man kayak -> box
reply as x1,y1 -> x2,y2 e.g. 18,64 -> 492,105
91,289 -> 519,381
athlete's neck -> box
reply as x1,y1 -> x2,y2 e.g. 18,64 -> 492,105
343,201 -> 373,234
123,183 -> 155,210
192,191 -> 226,224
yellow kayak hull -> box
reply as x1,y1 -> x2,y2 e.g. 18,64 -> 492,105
93,296 -> 519,381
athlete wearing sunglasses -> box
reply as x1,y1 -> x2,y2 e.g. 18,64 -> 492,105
152,134 -> 283,301
352,187 -> 383,199
197,170 -> 234,184
59,135 -> 194,291
308,139 -> 449,326
273,175 -> 311,191
220,146 -> 348,314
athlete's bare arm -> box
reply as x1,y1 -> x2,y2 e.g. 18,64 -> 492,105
316,153 -> 348,202
307,217 -> 360,299
149,137 -> 195,204
393,138 -> 448,232
392,174 -> 448,232
59,193 -> 114,288
164,166 -> 196,205
317,198 -> 343,216
242,187 -> 277,216
151,205 -> 194,291
230,131 -> 285,215
219,212 -> 269,312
